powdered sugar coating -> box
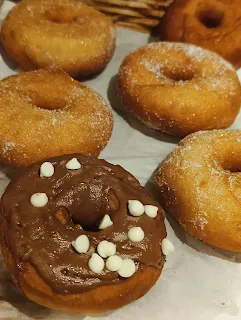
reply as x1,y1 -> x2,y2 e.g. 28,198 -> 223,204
0,67 -> 113,167
118,42 -> 241,137
156,130 -> 241,252
121,42 -> 236,90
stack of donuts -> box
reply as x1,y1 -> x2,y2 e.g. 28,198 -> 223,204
0,0 -> 241,314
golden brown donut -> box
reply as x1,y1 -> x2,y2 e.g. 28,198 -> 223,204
0,68 -> 113,168
117,42 -> 241,137
156,130 -> 241,252
0,0 -> 115,77
161,0 -> 241,68
0,154 -> 167,313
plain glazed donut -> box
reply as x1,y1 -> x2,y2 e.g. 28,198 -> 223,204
0,154 -> 167,313
117,42 -> 241,137
156,130 -> 241,252
0,0 -> 115,77
161,0 -> 241,68
0,68 -> 113,168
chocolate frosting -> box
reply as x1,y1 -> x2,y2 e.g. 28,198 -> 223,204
1,154 -> 166,294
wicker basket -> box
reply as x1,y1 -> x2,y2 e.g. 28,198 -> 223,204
82,0 -> 172,32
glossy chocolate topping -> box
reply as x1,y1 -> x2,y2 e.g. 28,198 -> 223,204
1,154 -> 166,294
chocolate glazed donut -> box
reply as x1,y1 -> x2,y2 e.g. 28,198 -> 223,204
161,0 -> 241,68
0,154 -> 167,313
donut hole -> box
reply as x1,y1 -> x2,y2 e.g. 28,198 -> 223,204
198,8 -> 224,28
164,68 -> 195,82
35,101 -> 65,110
71,212 -> 101,233
75,219 -> 101,233
217,152 -> 241,173
222,163 -> 241,173
45,10 -> 79,24
70,188 -> 118,232
32,96 -> 66,110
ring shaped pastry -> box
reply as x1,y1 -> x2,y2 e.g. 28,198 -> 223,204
0,154 -> 167,313
0,0 -> 115,77
118,42 -> 241,137
161,0 -> 241,68
0,68 -> 113,167
156,130 -> 241,252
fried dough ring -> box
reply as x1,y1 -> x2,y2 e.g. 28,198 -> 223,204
117,42 -> 241,137
161,0 -> 241,68
0,154 -> 166,313
0,0 -> 115,77
0,244 -> 162,313
156,130 -> 241,252
0,68 -> 113,167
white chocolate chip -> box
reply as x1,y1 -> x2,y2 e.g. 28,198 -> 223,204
106,255 -> 123,272
144,205 -> 158,218
72,235 -> 90,254
30,193 -> 48,207
40,162 -> 54,178
99,214 -> 113,230
88,253 -> 105,274
65,158 -> 81,170
128,200 -> 144,217
128,227 -> 145,242
118,259 -> 136,278
97,240 -> 116,258
161,238 -> 175,256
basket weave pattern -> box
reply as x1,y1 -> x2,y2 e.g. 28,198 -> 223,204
82,0 -> 172,32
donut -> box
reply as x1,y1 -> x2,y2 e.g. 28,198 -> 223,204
0,0 -> 115,77
0,154 -> 167,313
0,67 -> 113,168
156,130 -> 241,252
161,0 -> 241,68
117,42 -> 241,137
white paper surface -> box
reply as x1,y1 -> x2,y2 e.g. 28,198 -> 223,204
1,1 -> 241,319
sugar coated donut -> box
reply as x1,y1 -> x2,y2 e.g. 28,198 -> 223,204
0,0 -> 115,77
156,130 -> 241,252
0,68 -> 113,168
161,0 -> 241,68
118,42 -> 241,137
0,154 -> 167,313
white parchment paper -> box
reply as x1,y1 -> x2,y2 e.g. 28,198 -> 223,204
1,1 -> 241,319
